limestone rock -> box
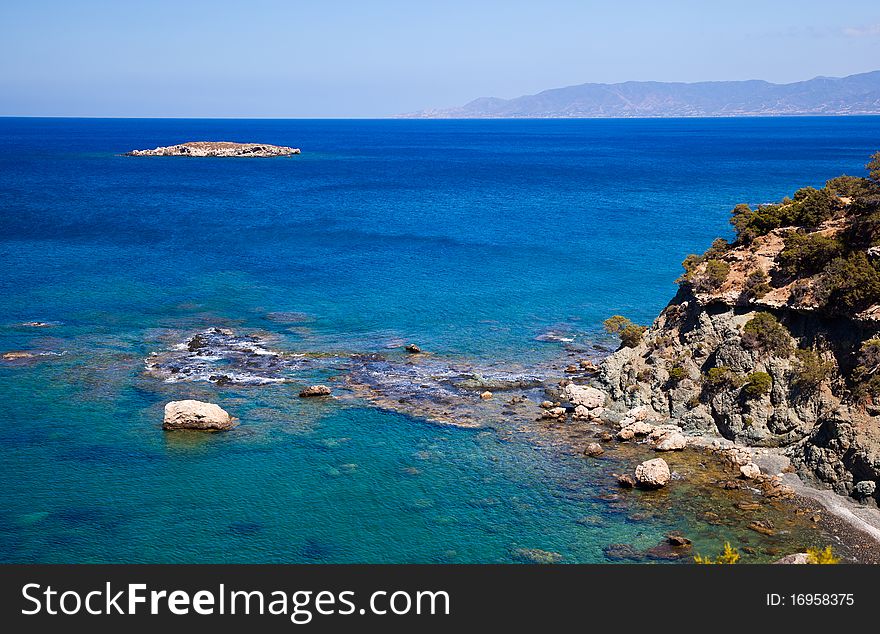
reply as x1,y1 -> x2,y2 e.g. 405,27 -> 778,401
773,553 -> 811,564
625,405 -> 648,421
299,385 -> 332,397
583,442 -> 604,457
561,383 -> 606,409
163,400 -> 235,431
853,480 -> 876,499
740,463 -> 762,479
655,432 -> 687,452
635,458 -> 671,489
617,474 -> 636,488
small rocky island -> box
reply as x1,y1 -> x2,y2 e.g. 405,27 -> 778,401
125,141 -> 300,157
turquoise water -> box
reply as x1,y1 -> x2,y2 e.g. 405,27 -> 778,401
1,117 -> 879,562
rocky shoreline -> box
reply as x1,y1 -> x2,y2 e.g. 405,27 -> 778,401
125,141 -> 300,157
131,320 -> 880,561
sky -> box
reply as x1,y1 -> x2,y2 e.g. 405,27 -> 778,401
1,0 -> 879,117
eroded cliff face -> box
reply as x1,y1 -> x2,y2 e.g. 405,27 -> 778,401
598,197 -> 880,502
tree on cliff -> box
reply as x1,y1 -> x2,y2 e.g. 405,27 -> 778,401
868,151 -> 880,182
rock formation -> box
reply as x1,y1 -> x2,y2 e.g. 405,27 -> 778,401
597,156 -> 880,504
163,400 -> 235,431
634,458 -> 671,488
126,141 -> 300,157
299,385 -> 332,397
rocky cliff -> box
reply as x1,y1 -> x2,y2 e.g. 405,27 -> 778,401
597,153 -> 880,504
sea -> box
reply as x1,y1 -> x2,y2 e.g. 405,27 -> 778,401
1,116 -> 878,563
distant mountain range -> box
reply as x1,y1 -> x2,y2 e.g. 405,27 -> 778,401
402,71 -> 880,118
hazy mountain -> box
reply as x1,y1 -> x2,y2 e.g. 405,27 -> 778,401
403,71 -> 880,118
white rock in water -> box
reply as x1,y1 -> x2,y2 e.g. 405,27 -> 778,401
561,383 -> 606,409
773,553 -> 811,564
299,385 -> 332,397
635,458 -> 671,488
163,400 -> 235,431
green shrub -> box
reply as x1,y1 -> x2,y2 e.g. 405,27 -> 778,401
741,312 -> 792,355
814,252 -> 880,313
743,371 -> 772,398
677,239 -> 731,288
743,268 -> 771,299
825,174 -> 872,198
792,349 -> 834,390
603,315 -> 647,348
790,187 -> 838,227
853,339 -> 880,400
730,188 -> 839,243
703,366 -> 743,392
620,324 -> 647,348
697,259 -> 730,292
668,365 -> 686,383
787,279 -> 811,306
777,232 -> 843,277
868,151 -> 880,183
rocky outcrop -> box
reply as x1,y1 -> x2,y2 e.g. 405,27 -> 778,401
635,458 -> 671,488
596,180 -> 880,505
163,400 -> 235,431
773,553 -> 811,564
126,141 -> 300,157
299,385 -> 332,397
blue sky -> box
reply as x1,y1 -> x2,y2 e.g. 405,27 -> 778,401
1,0 -> 879,117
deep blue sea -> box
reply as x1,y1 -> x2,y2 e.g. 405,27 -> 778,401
1,117 -> 879,563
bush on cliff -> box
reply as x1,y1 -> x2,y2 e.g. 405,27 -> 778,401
869,151 -> 880,182
741,312 -> 792,356
825,174 -> 873,198
792,349 -> 834,391
730,188 -> 838,243
743,372 -> 773,398
777,232 -> 843,277
667,365 -> 686,383
603,315 -> 646,348
695,259 -> 731,292
813,252 -> 880,313
703,366 -> 743,393
743,268 -> 771,299
853,339 -> 880,401
677,239 -> 730,288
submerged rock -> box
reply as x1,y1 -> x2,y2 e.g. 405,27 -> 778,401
635,458 -> 671,489
163,400 -> 235,431
583,442 -> 604,457
617,474 -> 636,488
511,548 -> 563,564
145,327 -> 306,386
299,385 -> 332,397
